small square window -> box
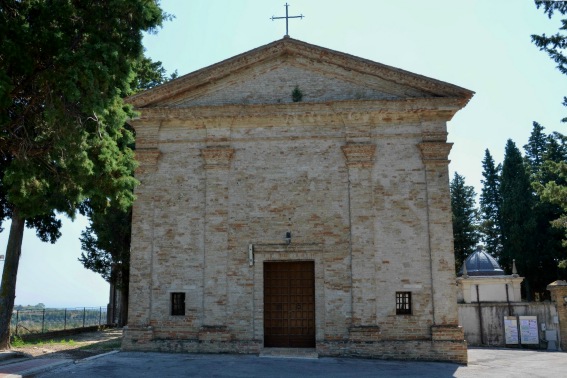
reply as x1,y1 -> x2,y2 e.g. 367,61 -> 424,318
171,292 -> 185,316
396,292 -> 412,315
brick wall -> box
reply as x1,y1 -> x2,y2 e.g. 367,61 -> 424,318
123,51 -> 470,364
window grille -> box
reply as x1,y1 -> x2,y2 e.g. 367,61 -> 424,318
396,292 -> 412,315
171,292 -> 185,316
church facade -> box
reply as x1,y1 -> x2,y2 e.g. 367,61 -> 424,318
122,37 -> 473,363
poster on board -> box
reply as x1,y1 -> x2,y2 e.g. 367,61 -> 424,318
504,316 -> 519,345
519,316 -> 539,345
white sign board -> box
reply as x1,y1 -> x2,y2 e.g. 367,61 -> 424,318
504,316 -> 519,345
519,316 -> 539,345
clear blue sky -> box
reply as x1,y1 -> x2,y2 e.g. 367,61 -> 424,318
1,0 -> 565,308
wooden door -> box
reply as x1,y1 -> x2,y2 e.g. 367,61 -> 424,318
264,261 -> 315,348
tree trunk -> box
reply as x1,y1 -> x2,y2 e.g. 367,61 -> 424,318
118,264 -> 129,327
0,209 -> 25,350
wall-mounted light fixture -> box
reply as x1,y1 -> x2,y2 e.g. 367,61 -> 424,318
248,244 -> 254,267
285,231 -> 292,245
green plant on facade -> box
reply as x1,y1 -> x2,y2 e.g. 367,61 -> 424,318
292,86 -> 303,102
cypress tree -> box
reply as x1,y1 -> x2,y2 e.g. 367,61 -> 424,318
524,122 -> 547,176
479,149 -> 503,261
450,172 -> 480,271
501,140 -> 537,299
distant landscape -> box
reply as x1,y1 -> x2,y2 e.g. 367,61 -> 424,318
11,303 -> 107,335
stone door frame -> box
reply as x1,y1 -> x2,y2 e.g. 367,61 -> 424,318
251,244 -> 325,347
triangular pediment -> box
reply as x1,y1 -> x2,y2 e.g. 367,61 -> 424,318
128,37 -> 473,109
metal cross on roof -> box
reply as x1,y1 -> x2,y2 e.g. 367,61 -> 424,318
271,3 -> 304,37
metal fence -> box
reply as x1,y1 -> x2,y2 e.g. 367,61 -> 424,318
9,307 -> 108,336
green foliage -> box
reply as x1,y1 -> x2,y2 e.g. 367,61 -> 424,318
529,2 -> 567,286
79,204 -> 131,284
10,337 -> 76,347
480,132 -> 567,299
0,0 -> 167,349
78,59 -> 173,284
500,139 -> 541,298
450,172 -> 480,270
130,57 -> 178,95
524,125 -> 567,286
11,335 -> 24,347
479,149 -> 503,260
500,140 -> 535,264
536,160 -> 567,249
532,1 -> 567,80
524,122 -> 548,174
14,303 -> 45,311
78,58 -> 175,326
292,85 -> 303,102
532,131 -> 567,213
0,0 -> 167,222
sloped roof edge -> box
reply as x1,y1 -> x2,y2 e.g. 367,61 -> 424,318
127,37 -> 474,108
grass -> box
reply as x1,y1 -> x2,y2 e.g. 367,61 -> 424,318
10,336 -> 77,348
11,335 -> 25,347
10,330 -> 122,353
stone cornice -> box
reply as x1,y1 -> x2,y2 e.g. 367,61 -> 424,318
456,276 -> 524,284
252,243 -> 322,254
342,143 -> 376,168
201,147 -> 235,170
128,97 -> 467,127
418,142 -> 453,165
421,131 -> 448,142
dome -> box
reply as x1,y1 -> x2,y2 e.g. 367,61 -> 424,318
458,250 -> 505,276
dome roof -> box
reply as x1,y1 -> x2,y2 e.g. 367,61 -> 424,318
458,250 -> 505,276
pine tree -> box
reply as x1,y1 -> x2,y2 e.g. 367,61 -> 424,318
526,127 -> 567,294
450,172 -> 480,271
500,140 -> 537,299
534,132 -> 567,273
479,149 -> 503,260
531,2 -> 567,283
532,1 -> 567,78
524,122 -> 548,176
544,132 -> 567,163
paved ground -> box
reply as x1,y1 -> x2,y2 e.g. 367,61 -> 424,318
9,347 -> 560,378
0,356 -> 70,378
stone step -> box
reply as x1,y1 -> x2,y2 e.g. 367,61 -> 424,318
259,348 -> 318,359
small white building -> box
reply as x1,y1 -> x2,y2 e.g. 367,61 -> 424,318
456,250 -> 523,303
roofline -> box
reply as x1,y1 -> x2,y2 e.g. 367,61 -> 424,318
126,37 -> 474,108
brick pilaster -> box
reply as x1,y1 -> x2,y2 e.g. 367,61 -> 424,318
201,146 -> 234,326
417,141 -> 460,326
342,143 -> 377,327
126,148 -> 160,334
